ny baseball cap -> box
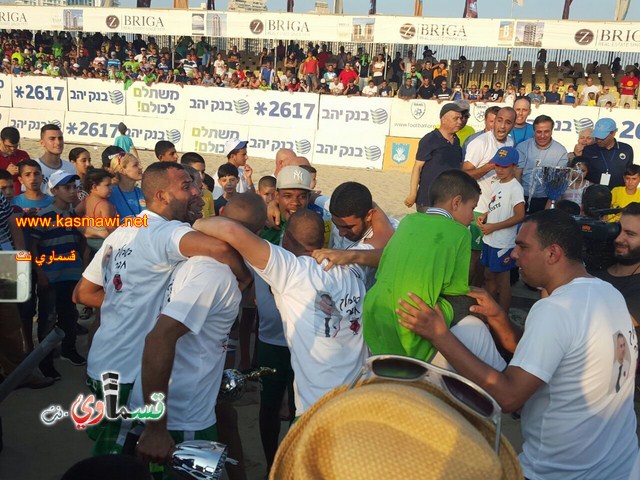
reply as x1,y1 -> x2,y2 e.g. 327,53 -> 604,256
224,139 -> 248,157
490,147 -> 519,166
591,118 -> 617,139
48,170 -> 79,189
276,166 -> 312,191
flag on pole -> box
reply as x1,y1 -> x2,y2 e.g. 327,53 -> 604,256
287,0 -> 294,12
136,0 -> 151,6
207,0 -> 215,9
414,0 -> 423,16
174,0 -> 188,8
615,0 -> 630,20
334,0 -> 343,14
513,0 -> 524,6
562,0 -> 572,19
369,0 -> 376,14
463,0 -> 478,18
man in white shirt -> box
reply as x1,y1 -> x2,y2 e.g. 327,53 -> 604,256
329,77 -> 344,96
516,115 -> 569,213
397,209 -> 639,480
195,209 -> 368,417
134,194 -> 267,466
73,162 -> 249,455
362,80 -> 378,97
580,77 -> 601,106
36,124 -> 76,195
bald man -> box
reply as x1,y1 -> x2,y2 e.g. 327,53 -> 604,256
194,209 -> 368,418
274,149 -> 311,176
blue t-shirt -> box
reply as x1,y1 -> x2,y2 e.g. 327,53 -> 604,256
114,135 -> 134,153
110,185 -> 145,218
509,123 -> 534,146
12,194 -> 53,212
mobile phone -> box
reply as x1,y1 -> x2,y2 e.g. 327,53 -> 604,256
0,251 -> 32,303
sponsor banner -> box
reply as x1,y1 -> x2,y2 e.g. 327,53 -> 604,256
0,6 -> 63,31
9,108 -> 65,140
375,17 -> 504,46
247,125 -> 315,159
382,136 -> 420,173
11,76 -> 67,111
0,74 -> 11,108
126,83 -> 186,120
186,88 -> 319,130
0,107 -> 10,129
318,95 -> 391,134
389,98 -> 440,138
530,104 -> 600,152
82,7 -> 178,35
64,111 -> 184,151
541,20 -> 640,53
182,121 -> 250,156
67,78 -> 126,116
313,129 -> 385,170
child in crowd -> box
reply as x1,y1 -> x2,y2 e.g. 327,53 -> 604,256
258,175 -> 276,205
477,147 -> 525,313
610,165 -> 640,221
214,163 -> 239,216
0,169 -> 16,206
83,168 -> 117,253
69,147 -> 92,202
114,122 -> 139,159
556,156 -> 591,212
154,140 -> 178,162
180,152 -> 215,218
12,160 -> 53,214
363,169 -> 480,362
587,92 -> 597,106
110,153 -> 144,219
31,170 -> 88,375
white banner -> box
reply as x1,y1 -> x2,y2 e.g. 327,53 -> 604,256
0,107 -> 10,130
540,20 -> 640,53
64,111 -> 184,151
9,108 -> 65,140
530,104 -> 601,152
0,74 -> 12,108
313,129 -> 384,170
389,98 -> 442,139
247,125 -> 315,159
66,78 -> 126,116
11,76 -> 67,111
318,95 -> 391,134
182,121 -> 250,155
81,8 -> 178,36
126,83 -> 186,120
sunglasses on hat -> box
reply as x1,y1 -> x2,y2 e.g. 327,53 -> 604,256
349,355 -> 502,454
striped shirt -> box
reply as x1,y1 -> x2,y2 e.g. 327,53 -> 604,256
0,192 -> 12,249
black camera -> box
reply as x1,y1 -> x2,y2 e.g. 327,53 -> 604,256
574,209 -> 621,272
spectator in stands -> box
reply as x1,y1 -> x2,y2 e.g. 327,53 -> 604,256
391,52 -> 404,85
466,84 -> 481,102
416,77 -> 435,100
488,82 -> 504,102
544,83 -> 562,104
338,62 -> 358,87
619,69 -> 638,108
343,78 -> 360,96
302,51 -> 320,90
449,83 -> 464,101
323,64 -> 337,82
528,85 -> 545,105
432,61 -> 448,87
406,64 -> 421,88
378,80 -> 393,97
435,80 -> 452,102
329,77 -> 344,95
480,84 -> 491,101
397,78 -> 416,100
503,85 -> 516,106
580,77 -> 601,106
597,86 -> 617,107
362,80 -> 377,97
287,77 -> 300,92
510,97 -> 534,146
583,118 -> 634,189
371,54 -> 385,86
562,84 -> 578,106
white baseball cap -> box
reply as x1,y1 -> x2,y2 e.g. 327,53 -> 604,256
48,170 -> 79,189
223,139 -> 248,157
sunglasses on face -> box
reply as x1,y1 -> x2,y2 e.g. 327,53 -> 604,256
349,355 -> 503,454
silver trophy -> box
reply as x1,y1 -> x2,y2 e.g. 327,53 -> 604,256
169,440 -> 237,480
218,367 -> 276,403
535,166 -> 582,209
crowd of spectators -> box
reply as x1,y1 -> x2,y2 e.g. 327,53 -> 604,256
0,29 -> 639,107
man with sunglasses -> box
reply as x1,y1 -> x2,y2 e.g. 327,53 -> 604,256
0,126 -> 29,196
398,209 -> 639,480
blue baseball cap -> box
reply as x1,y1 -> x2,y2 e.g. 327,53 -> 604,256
591,118 -> 617,139
490,146 -> 519,166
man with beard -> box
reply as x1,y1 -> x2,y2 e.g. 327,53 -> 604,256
594,202 -> 640,327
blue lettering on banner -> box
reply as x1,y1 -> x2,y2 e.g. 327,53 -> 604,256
248,137 -> 312,154
12,118 -> 62,131
316,144 -> 381,161
618,120 -> 640,140
0,79 -> 4,89
69,89 -> 124,105
66,121 -> 119,138
187,98 -> 249,114
14,85 -> 64,101
320,107 -> 388,124
254,101 -> 315,120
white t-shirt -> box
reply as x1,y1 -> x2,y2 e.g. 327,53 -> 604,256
129,257 -> 240,431
212,165 -> 250,200
372,61 -> 385,77
580,84 -> 600,105
465,132 -> 514,213
362,85 -> 378,96
213,59 -> 226,76
253,242 -> 368,414
36,158 -> 76,196
329,81 -> 344,95
510,278 -> 639,480
483,178 -> 524,249
84,211 -> 192,383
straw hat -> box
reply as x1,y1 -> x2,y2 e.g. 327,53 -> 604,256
270,379 -> 522,480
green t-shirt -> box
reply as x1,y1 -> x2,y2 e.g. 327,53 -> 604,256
261,216 -> 287,245
123,60 -> 139,73
362,213 -> 471,362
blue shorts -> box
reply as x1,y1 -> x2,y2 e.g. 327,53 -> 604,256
481,244 -> 515,273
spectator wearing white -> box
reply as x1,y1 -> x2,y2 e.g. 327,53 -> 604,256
580,77 -> 601,106
370,54 -> 385,86
212,139 -> 254,199
36,123 -> 76,196
597,86 -> 617,107
516,115 -> 569,213
362,80 -> 378,97
329,77 -> 344,96
133,47 -> 147,63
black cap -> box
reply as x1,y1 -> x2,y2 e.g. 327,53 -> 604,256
439,101 -> 469,118
101,146 -> 125,167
